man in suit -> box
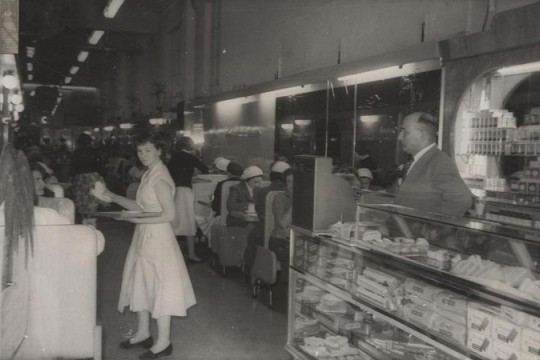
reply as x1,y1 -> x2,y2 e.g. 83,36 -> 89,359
395,112 -> 472,216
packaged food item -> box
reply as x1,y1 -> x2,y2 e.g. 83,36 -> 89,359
432,314 -> 466,346
468,302 -> 497,336
404,278 -> 440,301
493,316 -> 522,350
521,351 -> 540,360
492,340 -> 521,360
468,329 -> 492,359
434,290 -> 468,316
522,328 -> 540,357
403,303 -> 437,329
362,267 -> 401,289
501,305 -> 530,326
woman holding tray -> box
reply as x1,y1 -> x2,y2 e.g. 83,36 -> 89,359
95,131 -> 195,359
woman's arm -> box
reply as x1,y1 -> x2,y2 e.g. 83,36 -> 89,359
106,191 -> 144,211
125,180 -> 176,224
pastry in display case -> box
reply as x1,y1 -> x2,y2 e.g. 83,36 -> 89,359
286,203 -> 540,360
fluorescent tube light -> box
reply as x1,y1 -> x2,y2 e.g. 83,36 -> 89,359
26,63 -> 33,72
69,66 -> 80,75
77,51 -> 89,62
88,30 -> 105,45
337,60 -> 437,85
26,47 -> 35,58
103,0 -> 125,18
281,124 -> 294,131
294,119 -> 312,126
497,61 -> 540,76
65,76 -> 72,84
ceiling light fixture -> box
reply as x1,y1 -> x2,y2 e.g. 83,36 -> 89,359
26,46 -> 35,58
65,76 -> 72,84
10,93 -> 22,105
26,63 -> 33,72
496,61 -> 540,76
77,51 -> 89,63
88,30 -> 105,45
69,66 -> 80,75
2,74 -> 18,89
28,74 -> 33,81
103,0 -> 125,18
56,97 -> 62,104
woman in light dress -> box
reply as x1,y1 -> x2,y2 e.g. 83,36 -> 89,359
100,131 -> 196,359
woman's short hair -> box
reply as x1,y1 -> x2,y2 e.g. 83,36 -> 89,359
77,133 -> 93,148
177,136 -> 195,152
226,161 -> 244,177
30,162 -> 47,178
135,131 -> 167,152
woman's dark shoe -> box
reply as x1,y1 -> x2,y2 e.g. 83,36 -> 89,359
119,336 -> 153,350
139,344 -> 173,359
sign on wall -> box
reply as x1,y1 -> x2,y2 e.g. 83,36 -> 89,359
0,0 -> 18,54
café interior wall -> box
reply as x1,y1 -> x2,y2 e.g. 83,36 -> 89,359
216,0 -> 502,93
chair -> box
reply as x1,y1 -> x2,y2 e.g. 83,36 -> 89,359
38,196 -> 76,224
250,191 -> 284,307
1,224 -> 104,360
209,180 -> 240,267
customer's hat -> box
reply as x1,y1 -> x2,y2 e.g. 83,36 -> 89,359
213,157 -> 230,172
356,168 -> 373,180
241,166 -> 263,180
270,161 -> 290,174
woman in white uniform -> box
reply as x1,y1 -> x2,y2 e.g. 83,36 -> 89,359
100,131 -> 196,359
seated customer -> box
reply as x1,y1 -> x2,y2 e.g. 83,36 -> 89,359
243,161 -> 290,272
226,166 -> 263,227
268,168 -> 293,282
212,156 -> 231,175
355,168 -> 383,192
212,161 -> 243,218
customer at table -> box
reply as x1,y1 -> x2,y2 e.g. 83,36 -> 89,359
395,111 -> 472,216
211,156 -> 230,174
168,136 -> 209,263
96,131 -> 195,359
243,161 -> 289,271
212,161 -> 244,218
268,168 -> 293,282
226,166 -> 264,227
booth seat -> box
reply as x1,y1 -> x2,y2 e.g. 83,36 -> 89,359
38,196 -> 75,224
1,224 -> 105,360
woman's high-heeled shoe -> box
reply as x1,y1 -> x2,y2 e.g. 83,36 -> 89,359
119,336 -> 153,349
139,343 -> 173,359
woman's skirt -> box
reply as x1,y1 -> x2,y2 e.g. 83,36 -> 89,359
172,186 -> 197,236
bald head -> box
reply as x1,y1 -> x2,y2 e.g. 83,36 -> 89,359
398,112 -> 438,155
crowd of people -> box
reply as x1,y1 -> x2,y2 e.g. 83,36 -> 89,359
0,111 -> 474,359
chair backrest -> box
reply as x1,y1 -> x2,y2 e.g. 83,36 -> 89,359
38,197 -> 75,224
264,191 -> 285,248
220,180 -> 240,225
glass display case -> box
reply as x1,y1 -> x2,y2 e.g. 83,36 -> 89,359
286,203 -> 540,360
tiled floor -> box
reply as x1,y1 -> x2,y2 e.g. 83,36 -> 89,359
96,219 -> 291,360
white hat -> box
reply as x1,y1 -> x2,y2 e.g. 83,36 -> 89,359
356,168 -> 373,180
271,161 -> 290,174
213,157 -> 230,172
241,166 -> 263,180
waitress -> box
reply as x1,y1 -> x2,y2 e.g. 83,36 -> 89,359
98,131 -> 196,359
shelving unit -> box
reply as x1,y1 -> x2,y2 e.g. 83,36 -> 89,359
286,204 -> 540,360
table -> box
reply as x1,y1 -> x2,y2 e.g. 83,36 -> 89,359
230,211 -> 259,222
